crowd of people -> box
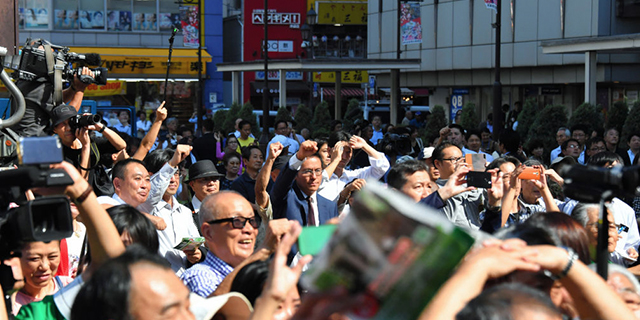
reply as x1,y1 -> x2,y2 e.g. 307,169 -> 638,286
4,73 -> 640,320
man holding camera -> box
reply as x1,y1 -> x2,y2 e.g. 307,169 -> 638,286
12,67 -> 95,138
51,104 -> 126,180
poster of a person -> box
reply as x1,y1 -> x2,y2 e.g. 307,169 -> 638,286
145,13 -> 157,30
133,12 -> 145,30
79,10 -> 92,29
92,11 -> 105,29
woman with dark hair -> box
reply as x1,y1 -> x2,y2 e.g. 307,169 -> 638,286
107,204 -> 160,253
523,212 -> 591,264
221,151 -> 242,190
215,133 -> 243,173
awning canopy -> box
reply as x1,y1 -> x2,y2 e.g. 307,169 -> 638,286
379,87 -> 415,95
69,47 -> 212,79
410,88 -> 430,96
321,87 -> 366,98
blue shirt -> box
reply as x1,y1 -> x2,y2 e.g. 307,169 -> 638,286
181,251 -> 234,297
371,128 -> 383,145
266,134 -> 300,158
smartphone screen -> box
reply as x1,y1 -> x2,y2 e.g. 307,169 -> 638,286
465,153 -> 491,188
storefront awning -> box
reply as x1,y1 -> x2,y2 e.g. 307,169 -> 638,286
321,88 -> 366,98
69,47 -> 212,79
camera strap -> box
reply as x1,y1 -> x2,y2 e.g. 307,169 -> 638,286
41,41 -> 64,107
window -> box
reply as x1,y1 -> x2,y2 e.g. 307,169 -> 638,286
78,0 -> 106,30
132,0 -> 157,31
53,0 -> 78,30
20,0 -> 51,30
107,0 -> 132,31
158,0 -> 182,32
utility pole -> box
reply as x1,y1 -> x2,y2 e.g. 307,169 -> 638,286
492,0 -> 503,138
259,0 -> 270,146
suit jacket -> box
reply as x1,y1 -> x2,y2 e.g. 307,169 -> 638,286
192,133 -> 217,163
270,160 -> 339,226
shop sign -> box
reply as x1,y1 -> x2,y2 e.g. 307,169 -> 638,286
255,71 -> 303,80
317,2 -> 367,25
264,40 -> 294,52
252,9 -> 301,27
100,57 -> 206,76
83,81 -> 127,97
313,70 -> 368,83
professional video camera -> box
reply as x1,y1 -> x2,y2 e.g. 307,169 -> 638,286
377,127 -> 412,157
2,38 -> 107,86
561,164 -> 640,203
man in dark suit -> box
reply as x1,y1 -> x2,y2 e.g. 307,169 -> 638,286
270,140 -> 339,227
191,119 -> 217,163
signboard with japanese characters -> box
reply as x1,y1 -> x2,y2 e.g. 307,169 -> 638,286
252,9 -> 301,28
255,71 -> 304,80
313,70 -> 368,83
316,2 -> 367,25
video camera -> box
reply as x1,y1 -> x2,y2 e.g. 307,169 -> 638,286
2,38 -> 107,86
561,164 -> 640,203
377,127 -> 412,157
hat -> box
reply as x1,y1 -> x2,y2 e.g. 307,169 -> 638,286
189,292 -> 253,320
422,147 -> 435,160
51,104 -> 77,127
187,160 -> 224,182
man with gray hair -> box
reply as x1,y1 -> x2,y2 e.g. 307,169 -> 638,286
550,127 -> 570,163
180,191 -> 260,297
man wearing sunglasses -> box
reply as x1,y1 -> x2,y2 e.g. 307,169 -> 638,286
181,191 -> 261,297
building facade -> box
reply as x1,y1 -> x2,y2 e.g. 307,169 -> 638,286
367,0 -> 640,121
14,0 -> 223,124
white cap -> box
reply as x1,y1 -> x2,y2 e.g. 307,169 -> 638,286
190,292 -> 253,320
423,147 -> 435,159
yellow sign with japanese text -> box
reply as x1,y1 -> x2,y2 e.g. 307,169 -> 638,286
313,70 -> 367,83
315,1 -> 367,25
83,81 -> 127,97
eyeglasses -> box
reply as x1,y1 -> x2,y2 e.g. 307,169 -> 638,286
588,222 -> 627,234
441,156 -> 464,164
196,176 -> 220,183
566,144 -> 580,149
590,147 -> 606,152
300,168 -> 323,176
207,216 -> 261,229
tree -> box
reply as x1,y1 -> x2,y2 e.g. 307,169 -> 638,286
425,105 -> 448,143
515,98 -> 538,142
212,109 -> 227,133
275,106 -> 293,124
342,98 -> 363,132
528,105 -> 569,153
606,101 -> 629,132
459,102 -> 480,132
622,101 -> 640,144
222,102 -> 242,134
294,104 -> 313,133
311,101 -> 332,138
568,102 -> 603,135
238,102 -> 259,137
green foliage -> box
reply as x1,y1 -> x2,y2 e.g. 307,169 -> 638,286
311,101 -> 332,136
342,99 -> 363,132
515,98 -> 539,142
622,101 -> 640,144
568,102 -> 603,135
238,102 -> 259,137
212,109 -> 227,133
222,102 -> 242,134
294,104 -> 313,132
528,105 -> 569,152
606,101 -> 629,132
425,105 -> 448,142
275,106 -> 293,124
459,102 -> 480,132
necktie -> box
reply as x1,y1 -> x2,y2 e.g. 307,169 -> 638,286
307,196 -> 316,226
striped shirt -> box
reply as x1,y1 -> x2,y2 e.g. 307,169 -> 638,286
180,251 -> 233,297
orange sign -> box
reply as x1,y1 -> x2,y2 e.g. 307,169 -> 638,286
83,81 -> 127,97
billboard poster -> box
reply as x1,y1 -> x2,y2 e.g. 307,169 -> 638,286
181,5 -> 199,47
400,3 -> 422,45
79,11 -> 105,30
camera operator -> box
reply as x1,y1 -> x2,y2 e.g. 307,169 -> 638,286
50,104 -> 126,191
12,67 -> 95,138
